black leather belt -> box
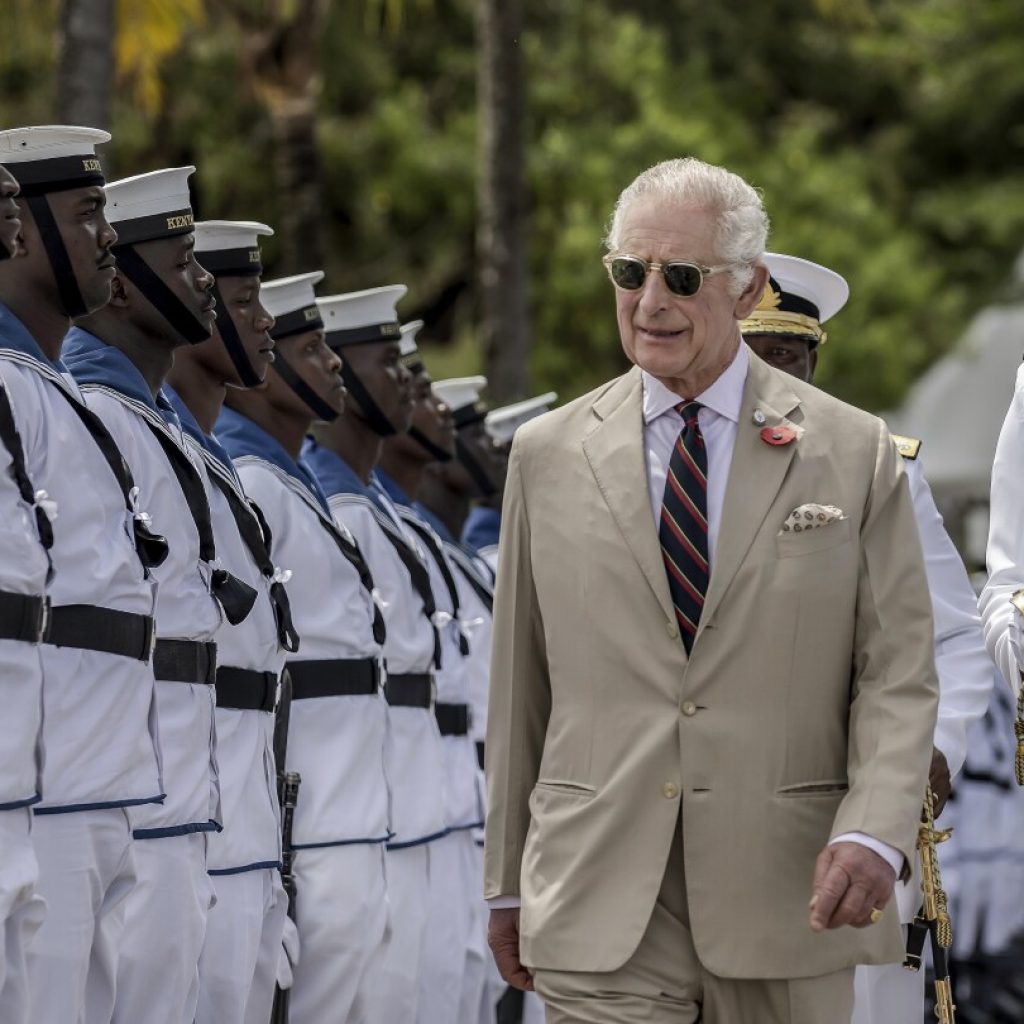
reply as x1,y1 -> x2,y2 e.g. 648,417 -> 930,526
435,701 -> 472,736
288,658 -> 381,700
45,603 -> 155,662
476,741 -> 485,771
153,638 -> 217,684
0,589 -> 49,644
384,672 -> 433,709
216,666 -> 278,712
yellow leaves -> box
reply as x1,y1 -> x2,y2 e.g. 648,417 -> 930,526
115,0 -> 206,114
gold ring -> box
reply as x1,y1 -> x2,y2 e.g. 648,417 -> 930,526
869,908 -> 884,925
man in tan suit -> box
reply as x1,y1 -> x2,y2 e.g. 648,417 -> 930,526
483,157 -> 939,1023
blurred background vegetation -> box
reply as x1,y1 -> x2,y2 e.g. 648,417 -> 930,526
2,0 -> 1022,411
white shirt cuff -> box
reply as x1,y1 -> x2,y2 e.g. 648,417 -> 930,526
831,832 -> 904,877
487,895 -> 523,910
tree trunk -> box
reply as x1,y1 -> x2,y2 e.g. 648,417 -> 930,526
55,0 -> 114,130
271,96 -> 326,276
477,0 -> 528,402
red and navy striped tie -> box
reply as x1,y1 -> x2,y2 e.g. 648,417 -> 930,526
659,401 -> 709,652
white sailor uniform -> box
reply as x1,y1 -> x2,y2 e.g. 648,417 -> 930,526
304,440 -> 448,1022
852,439 -> 994,1024
0,311 -> 162,1024
63,329 -> 226,1024
220,410 -> 391,1024
0,373 -> 50,1024
165,394 -> 292,1024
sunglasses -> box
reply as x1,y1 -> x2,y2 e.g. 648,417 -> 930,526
602,254 -> 739,298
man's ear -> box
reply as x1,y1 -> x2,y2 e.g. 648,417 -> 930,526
733,262 -> 769,320
107,271 -> 131,309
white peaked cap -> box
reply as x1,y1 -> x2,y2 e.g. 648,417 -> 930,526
432,376 -> 488,412
317,285 -> 408,332
104,166 -> 195,224
485,392 -> 558,444
762,253 -> 849,325
194,219 -> 274,253
0,124 -> 110,162
399,319 -> 424,357
260,271 -> 325,319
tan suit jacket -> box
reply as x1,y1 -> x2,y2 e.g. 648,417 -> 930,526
484,353 -> 939,979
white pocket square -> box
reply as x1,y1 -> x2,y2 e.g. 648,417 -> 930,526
779,503 -> 846,534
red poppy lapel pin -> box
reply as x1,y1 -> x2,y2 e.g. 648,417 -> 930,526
760,424 -> 797,446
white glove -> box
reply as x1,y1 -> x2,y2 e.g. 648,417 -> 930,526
276,915 -> 300,990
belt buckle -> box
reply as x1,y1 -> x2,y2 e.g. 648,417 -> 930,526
429,673 -> 437,708
465,705 -> 474,732
144,617 -> 157,663
34,596 -> 51,644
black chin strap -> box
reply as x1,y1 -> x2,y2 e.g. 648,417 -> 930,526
339,360 -> 398,437
113,244 -> 212,346
409,426 -> 453,463
212,281 -> 263,388
455,436 -> 497,499
25,195 -> 88,318
272,352 -> 338,423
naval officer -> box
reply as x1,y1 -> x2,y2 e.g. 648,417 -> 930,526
741,252 -> 995,1024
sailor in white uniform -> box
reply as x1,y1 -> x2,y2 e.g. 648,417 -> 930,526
0,375 -> 49,1024
375,363 -> 489,1024
63,167 -> 244,1024
0,163 -> 50,1024
0,126 -> 167,1024
463,392 -> 558,574
422,374 -> 507,1023
304,286 -> 448,1022
219,270 -> 391,1024
741,253 -> 995,1024
176,220 -> 296,1024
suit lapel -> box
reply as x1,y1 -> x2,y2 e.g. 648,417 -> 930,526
698,354 -> 802,637
582,368 -> 678,627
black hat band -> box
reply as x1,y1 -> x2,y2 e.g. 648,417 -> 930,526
767,276 -> 820,321
110,208 -> 195,247
453,404 -> 487,430
270,304 -> 323,340
325,320 -> 401,349
197,246 -> 263,277
6,154 -> 105,196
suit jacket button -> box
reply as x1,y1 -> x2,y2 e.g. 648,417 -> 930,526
663,782 -> 679,799
666,621 -> 679,638
681,701 -> 697,717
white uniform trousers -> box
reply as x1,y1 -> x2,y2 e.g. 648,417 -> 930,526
26,808 -> 135,1024
289,843 -> 388,1024
449,833 -> 491,1024
195,867 -> 287,1024
851,962 -> 925,1024
368,843 -> 431,1022
0,809 -> 44,1024
111,832 -> 213,1024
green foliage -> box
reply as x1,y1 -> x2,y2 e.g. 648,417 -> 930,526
1,0 -> 1021,410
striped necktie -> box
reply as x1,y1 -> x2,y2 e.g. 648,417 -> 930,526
659,401 -> 709,652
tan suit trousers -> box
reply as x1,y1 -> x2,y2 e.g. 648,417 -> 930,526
531,820 -> 855,1024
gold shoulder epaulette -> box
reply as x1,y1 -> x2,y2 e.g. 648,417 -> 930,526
892,434 -> 922,460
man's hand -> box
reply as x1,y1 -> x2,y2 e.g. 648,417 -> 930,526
808,842 -> 897,932
488,908 -> 534,991
929,747 -> 951,818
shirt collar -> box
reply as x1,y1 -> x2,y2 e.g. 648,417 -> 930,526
0,300 -> 67,372
163,384 -> 238,481
374,468 -> 412,510
302,436 -> 374,500
216,406 -> 331,514
641,340 -> 748,425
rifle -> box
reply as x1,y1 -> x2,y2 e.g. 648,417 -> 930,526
903,787 -> 956,1023
271,671 -> 300,1024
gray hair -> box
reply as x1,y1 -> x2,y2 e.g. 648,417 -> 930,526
604,157 -> 769,295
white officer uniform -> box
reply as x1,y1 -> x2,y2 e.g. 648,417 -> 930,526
741,253 -> 994,1024
221,270 -> 392,1024
980,360 -> 1024,694
307,285 -> 449,1022
186,220 -> 292,1024
0,375 -> 50,1024
0,127 -> 165,1024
